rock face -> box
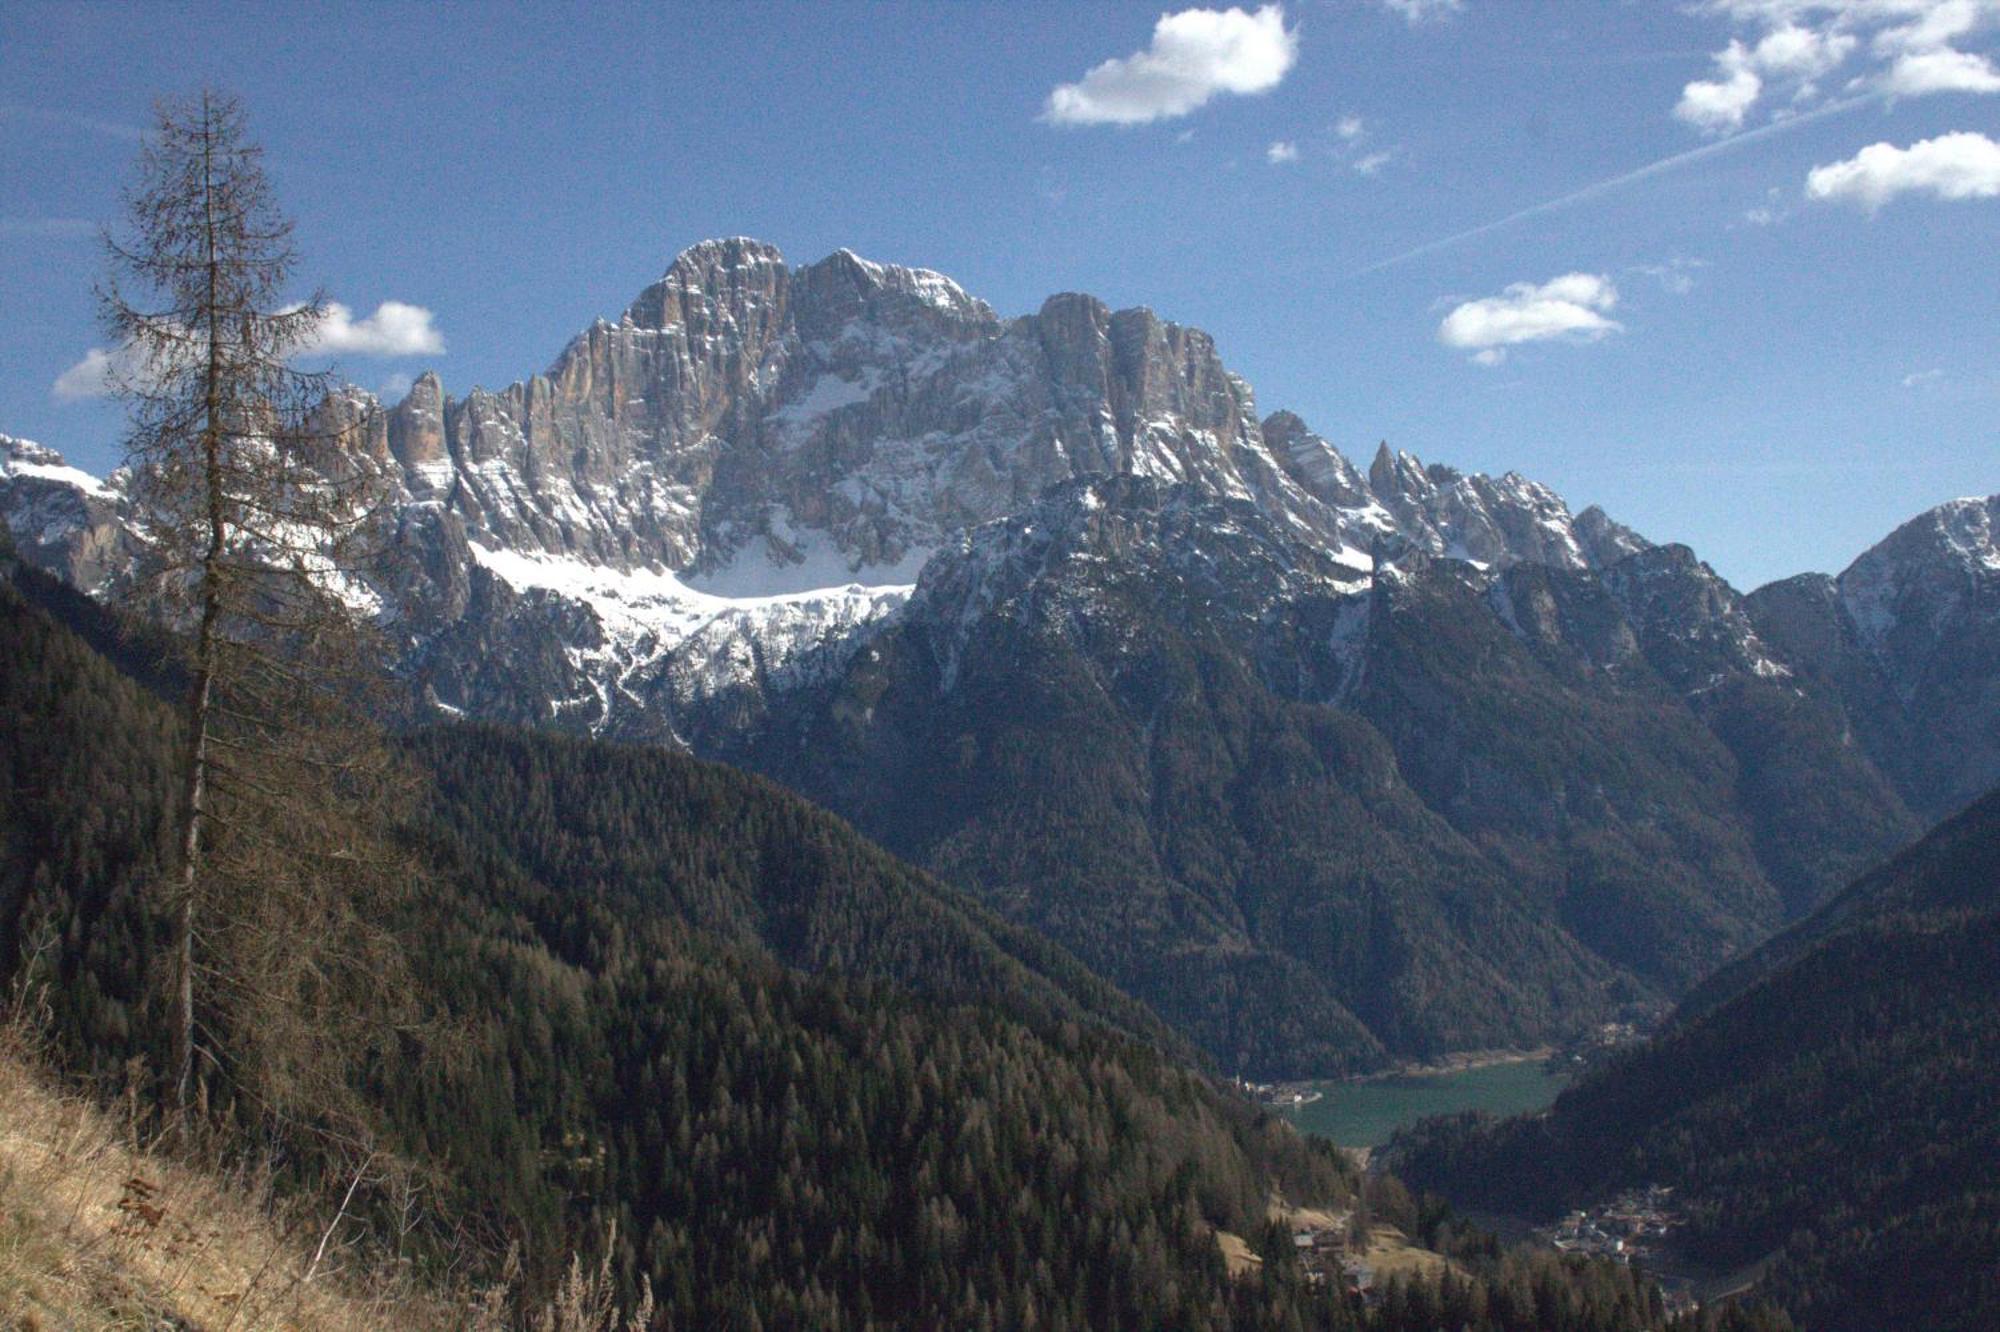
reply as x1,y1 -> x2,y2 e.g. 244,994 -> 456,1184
2,238 -> 1985,1074
11,238 -> 1645,739
0,437 -> 135,593
702,475 -> 1919,1074
1747,495 -> 2000,820
332,238 -> 1643,589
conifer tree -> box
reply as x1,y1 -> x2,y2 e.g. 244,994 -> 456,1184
100,87 -> 414,1129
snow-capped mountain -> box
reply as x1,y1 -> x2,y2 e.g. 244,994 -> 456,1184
4,240 -> 1991,1073
1748,493 -> 2000,819
4,239 -> 1651,738
333,237 -> 1636,592
0,436 -> 134,594
703,469 -> 1920,1073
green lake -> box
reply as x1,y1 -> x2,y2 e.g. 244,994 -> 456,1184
1280,1059 -> 1571,1148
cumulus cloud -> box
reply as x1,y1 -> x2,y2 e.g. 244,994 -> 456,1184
1679,0 -> 2000,134
1884,46 -> 2000,92
296,300 -> 445,357
1901,367 -> 1945,387
1354,150 -> 1395,175
1437,273 -> 1623,365
53,298 -> 444,402
1043,5 -> 1298,126
1677,41 -> 1766,133
1805,130 -> 2000,208
1266,139 -> 1299,163
1336,114 -> 1366,140
1752,22 -> 1856,78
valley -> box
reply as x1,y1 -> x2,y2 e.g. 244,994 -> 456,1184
3,13 -> 1997,1320
11,238 -> 1990,1084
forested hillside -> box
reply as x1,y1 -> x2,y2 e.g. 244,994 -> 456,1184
2,548 -> 1788,1329
1392,788 -> 2000,1332
712,478 -> 1915,1076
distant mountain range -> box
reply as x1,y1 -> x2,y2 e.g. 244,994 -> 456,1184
5,237 -> 1996,1075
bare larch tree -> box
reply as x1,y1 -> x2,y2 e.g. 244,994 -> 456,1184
101,88 -> 418,1131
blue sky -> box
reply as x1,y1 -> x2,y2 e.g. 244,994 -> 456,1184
2,0 -> 1996,590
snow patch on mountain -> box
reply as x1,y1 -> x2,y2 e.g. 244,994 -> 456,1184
466,541 -> 911,734
470,542 -> 911,660
1,437 -> 115,499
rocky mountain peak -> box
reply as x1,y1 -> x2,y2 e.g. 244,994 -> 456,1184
1368,441 -> 1423,496
623,236 -> 791,331
1857,493 -> 1999,581
1837,493 -> 2000,658
1363,443 -> 1636,573
1598,543 -> 1787,691
1574,504 -> 1650,568
794,248 -> 996,334
0,434 -> 132,592
5,239 -> 1680,747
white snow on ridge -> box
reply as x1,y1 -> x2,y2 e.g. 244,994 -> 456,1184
1,436 -> 114,499
1934,496 -> 2000,573
469,542 -> 913,625
468,542 -> 912,724
688,505 -> 934,599
834,249 -> 982,317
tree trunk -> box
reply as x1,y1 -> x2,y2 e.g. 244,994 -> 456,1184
173,92 -> 227,1125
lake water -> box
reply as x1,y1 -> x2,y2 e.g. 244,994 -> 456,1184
1281,1059 -> 1571,1148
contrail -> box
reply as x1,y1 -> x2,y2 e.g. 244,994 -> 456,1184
1344,94 -> 1878,280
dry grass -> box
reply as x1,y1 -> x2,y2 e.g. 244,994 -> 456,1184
1361,1224 -> 1456,1281
1265,1196 -> 1349,1233
0,1040 -> 467,1331
1214,1229 -> 1263,1279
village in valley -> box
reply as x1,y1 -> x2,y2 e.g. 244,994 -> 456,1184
1539,1185 -> 1682,1263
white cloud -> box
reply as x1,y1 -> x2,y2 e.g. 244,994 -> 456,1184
1437,273 -> 1623,365
1753,23 -> 1855,78
379,372 -> 416,400
53,297 -> 444,403
1266,139 -> 1299,163
1677,42 -> 1765,133
1901,367 -> 1945,387
299,300 -> 445,357
1884,46 -> 2000,92
1805,130 -> 2000,208
52,347 -> 122,401
1043,5 -> 1298,126
1379,0 -> 1463,24
1330,111 -> 1395,173
1682,0 -> 2000,133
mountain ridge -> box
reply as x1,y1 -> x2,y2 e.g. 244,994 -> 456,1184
5,239 -> 1993,1073
1390,784 -> 2000,1332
